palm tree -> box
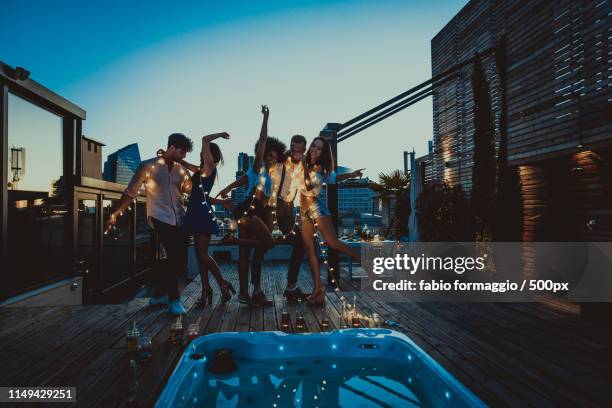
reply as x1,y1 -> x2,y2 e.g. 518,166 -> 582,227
370,170 -> 410,240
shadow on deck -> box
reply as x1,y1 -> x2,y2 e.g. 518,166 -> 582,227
1,261 -> 611,407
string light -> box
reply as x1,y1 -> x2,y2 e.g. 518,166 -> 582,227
301,173 -> 341,295
195,170 -> 218,224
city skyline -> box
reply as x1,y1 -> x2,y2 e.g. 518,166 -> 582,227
1,0 -> 467,192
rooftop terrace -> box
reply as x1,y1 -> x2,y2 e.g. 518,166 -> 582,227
1,261 -> 611,407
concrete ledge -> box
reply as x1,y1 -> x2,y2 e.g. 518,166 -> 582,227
0,277 -> 83,307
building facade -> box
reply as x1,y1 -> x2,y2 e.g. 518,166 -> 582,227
319,177 -> 375,217
1,61 -> 155,305
103,143 -> 141,185
431,0 -> 612,242
338,178 -> 375,216
81,135 -> 105,179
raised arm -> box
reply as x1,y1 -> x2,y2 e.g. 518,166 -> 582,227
252,105 -> 269,173
216,174 -> 248,198
337,168 -> 365,182
201,132 -> 230,176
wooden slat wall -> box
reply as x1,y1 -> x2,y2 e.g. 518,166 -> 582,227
431,0 -> 501,192
567,149 -> 612,241
506,0 -> 612,164
431,0 -> 612,243
431,0 -> 611,180
415,153 -> 435,185
518,147 -> 612,273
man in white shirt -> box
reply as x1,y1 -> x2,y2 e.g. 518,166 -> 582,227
106,133 -> 193,315
266,135 -> 309,302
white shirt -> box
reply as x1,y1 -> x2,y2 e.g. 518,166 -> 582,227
124,157 -> 189,227
270,159 -> 305,206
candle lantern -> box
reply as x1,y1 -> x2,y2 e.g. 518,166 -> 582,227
126,321 -> 140,352
169,316 -> 183,345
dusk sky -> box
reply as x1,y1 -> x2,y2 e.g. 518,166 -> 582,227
1,0 -> 467,192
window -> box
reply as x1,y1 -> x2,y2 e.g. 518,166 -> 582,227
6,92 -> 66,295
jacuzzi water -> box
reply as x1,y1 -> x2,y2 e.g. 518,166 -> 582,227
156,329 -> 486,407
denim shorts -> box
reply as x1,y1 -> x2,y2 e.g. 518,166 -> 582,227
300,197 -> 331,221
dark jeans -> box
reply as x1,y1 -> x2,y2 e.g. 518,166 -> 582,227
152,218 -> 188,301
251,201 -> 304,288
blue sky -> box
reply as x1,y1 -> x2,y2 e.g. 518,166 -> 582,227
1,0 -> 467,191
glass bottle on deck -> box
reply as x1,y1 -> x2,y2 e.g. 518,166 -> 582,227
295,298 -> 306,333
281,297 -> 290,332
351,296 -> 361,328
320,308 -> 331,332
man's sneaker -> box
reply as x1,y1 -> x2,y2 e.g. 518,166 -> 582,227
149,294 -> 169,306
168,300 -> 186,315
251,290 -> 273,307
284,287 -> 309,302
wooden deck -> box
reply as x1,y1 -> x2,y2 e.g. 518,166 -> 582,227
1,261 -> 611,407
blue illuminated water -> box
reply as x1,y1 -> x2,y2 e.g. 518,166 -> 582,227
157,330 -> 486,408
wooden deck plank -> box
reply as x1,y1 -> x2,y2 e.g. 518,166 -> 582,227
79,279 -> 202,408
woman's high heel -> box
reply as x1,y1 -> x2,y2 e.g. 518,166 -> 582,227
307,286 -> 326,305
220,280 -> 236,303
197,287 -> 213,307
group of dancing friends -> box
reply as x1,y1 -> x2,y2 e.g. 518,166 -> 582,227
106,106 -> 363,315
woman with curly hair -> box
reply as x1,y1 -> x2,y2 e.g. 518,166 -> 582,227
217,105 -> 287,305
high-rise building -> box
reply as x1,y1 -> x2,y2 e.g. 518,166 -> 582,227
232,152 -> 254,204
237,152 -> 254,173
103,143 -> 141,185
231,171 -> 248,205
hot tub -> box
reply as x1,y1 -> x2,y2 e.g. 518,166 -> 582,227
156,329 -> 486,407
